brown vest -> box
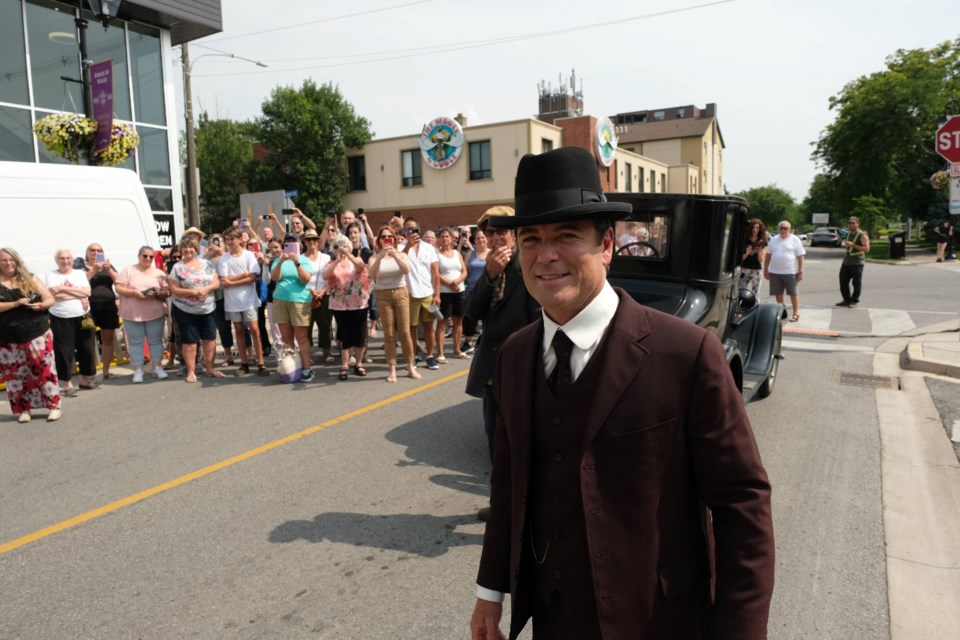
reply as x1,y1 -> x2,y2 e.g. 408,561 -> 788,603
523,329 -> 611,610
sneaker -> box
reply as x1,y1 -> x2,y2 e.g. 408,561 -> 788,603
464,346 -> 475,356
47,407 -> 62,422
257,364 -> 271,377
835,300 -> 850,307
300,368 -> 315,382
414,354 -> 422,366
17,412 -> 31,424
177,364 -> 186,377
477,506 -> 491,522
153,366 -> 169,380
425,356 -> 439,370
132,369 -> 144,384
847,303 -> 858,308
236,363 -> 250,377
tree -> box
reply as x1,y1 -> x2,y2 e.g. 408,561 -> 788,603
850,195 -> 888,237
735,184 -> 798,229
812,38 -> 960,222
253,80 -> 373,222
195,113 -> 257,232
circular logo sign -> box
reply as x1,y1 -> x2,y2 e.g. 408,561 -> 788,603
419,117 -> 464,170
595,117 -> 618,167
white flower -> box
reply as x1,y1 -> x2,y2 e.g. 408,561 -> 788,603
6,379 -> 23,394
43,381 -> 59,397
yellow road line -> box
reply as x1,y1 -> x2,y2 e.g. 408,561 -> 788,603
0,369 -> 468,557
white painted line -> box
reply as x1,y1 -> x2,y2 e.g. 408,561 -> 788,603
951,421 -> 960,444
793,307 -> 833,332
782,339 -> 875,353
868,308 -> 916,336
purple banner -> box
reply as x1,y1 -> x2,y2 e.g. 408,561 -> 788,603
90,59 -> 114,153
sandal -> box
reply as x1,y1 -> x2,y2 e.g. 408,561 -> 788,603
339,367 -> 349,380
204,370 -> 226,378
102,372 -> 118,380
185,375 -> 198,383
789,314 -> 800,322
354,366 -> 367,377
407,369 -> 422,380
436,356 -> 448,364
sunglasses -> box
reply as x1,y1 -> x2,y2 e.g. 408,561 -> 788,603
379,235 -> 394,240
778,227 -> 790,231
305,238 -> 320,242
141,254 -> 154,259
485,228 -> 509,237
404,227 -> 420,234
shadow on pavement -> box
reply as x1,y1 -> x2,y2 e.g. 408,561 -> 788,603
268,512 -> 483,557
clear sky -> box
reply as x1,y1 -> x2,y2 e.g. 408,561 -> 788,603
181,0 -> 958,202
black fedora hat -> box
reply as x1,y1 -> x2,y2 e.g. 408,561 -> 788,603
487,147 -> 632,228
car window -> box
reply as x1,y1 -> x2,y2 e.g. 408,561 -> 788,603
614,215 -> 669,258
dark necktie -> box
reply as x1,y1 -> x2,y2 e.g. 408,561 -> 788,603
548,330 -> 574,395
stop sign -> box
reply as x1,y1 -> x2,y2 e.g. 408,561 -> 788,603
936,115 -> 960,163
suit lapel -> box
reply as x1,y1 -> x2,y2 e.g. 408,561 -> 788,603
504,320 -> 542,471
580,291 -> 652,448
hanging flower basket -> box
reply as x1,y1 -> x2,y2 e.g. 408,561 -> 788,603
33,113 -> 140,167
929,170 -> 950,190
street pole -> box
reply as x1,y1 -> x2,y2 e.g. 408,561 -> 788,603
182,42 -> 200,229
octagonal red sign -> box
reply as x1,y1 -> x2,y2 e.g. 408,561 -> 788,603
936,115 -> 960,164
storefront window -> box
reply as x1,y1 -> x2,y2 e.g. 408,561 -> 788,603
0,0 -> 29,106
137,124 -> 170,185
144,187 -> 173,212
83,13 -> 130,120
129,23 -> 164,125
26,0 -> 82,112
0,106 -> 35,162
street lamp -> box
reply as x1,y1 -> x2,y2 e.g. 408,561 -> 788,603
182,45 -> 267,229
67,0 -> 122,124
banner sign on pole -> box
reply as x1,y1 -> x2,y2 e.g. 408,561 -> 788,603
950,176 -> 960,216
90,59 -> 114,153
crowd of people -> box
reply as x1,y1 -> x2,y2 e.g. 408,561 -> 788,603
0,208 -> 491,423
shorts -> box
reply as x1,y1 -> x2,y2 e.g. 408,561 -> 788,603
226,308 -> 258,324
409,294 -> 434,325
171,305 -> 216,344
769,273 -> 799,297
439,291 -> 465,318
272,299 -> 312,327
90,303 -> 120,330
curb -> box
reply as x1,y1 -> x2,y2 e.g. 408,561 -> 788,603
898,319 -> 960,380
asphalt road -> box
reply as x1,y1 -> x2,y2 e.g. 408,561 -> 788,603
0,246 -> 957,639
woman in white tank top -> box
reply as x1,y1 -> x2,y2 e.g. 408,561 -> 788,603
434,227 -> 468,363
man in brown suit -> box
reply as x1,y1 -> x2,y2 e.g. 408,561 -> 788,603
469,147 -> 775,640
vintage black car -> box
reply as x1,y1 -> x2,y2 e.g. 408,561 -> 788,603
604,193 -> 783,401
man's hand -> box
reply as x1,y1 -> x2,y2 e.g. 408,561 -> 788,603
485,246 -> 512,280
469,599 -> 505,640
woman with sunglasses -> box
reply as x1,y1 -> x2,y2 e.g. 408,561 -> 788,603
115,246 -> 171,383
77,243 -> 120,380
168,238 -> 223,382
369,225 -> 420,382
323,229 -> 372,379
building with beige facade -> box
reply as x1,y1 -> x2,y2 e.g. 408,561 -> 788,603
344,102 -> 722,231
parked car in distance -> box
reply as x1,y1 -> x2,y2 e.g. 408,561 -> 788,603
810,226 -> 843,247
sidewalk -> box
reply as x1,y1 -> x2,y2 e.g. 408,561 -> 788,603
865,242 -> 952,266
899,318 -> 960,379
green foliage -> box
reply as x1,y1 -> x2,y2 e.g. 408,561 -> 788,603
798,174 -> 840,227
195,112 -> 257,231
252,80 -> 373,222
812,38 -> 960,222
734,184 -> 799,229
850,195 -> 888,235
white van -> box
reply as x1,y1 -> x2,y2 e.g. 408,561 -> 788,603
0,161 -> 161,277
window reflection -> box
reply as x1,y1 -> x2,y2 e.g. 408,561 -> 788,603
137,125 -> 170,185
0,106 -> 35,162
129,23 -> 164,125
26,0 -> 82,112
0,0 -> 29,105
144,187 -> 173,212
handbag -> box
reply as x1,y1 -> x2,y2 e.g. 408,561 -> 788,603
277,346 -> 303,384
80,313 -> 96,331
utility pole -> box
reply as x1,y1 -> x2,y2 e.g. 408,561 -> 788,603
182,42 -> 200,229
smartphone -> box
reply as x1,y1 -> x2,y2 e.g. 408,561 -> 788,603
281,208 -> 295,216
212,239 -> 221,247
382,236 -> 394,247
28,293 -> 42,304
283,242 -> 300,256
261,214 -> 271,220
141,287 -> 157,295
249,242 -> 261,253
238,219 -> 247,230
95,253 -> 106,264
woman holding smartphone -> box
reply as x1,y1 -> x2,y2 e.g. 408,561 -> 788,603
168,238 -> 223,383
0,247 -> 61,422
270,234 -> 315,382
323,231 -> 371,380
78,243 -> 120,380
115,246 -> 171,384
369,225 -> 419,383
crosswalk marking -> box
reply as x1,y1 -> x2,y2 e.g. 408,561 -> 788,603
867,308 -> 916,335
795,308 -> 833,332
